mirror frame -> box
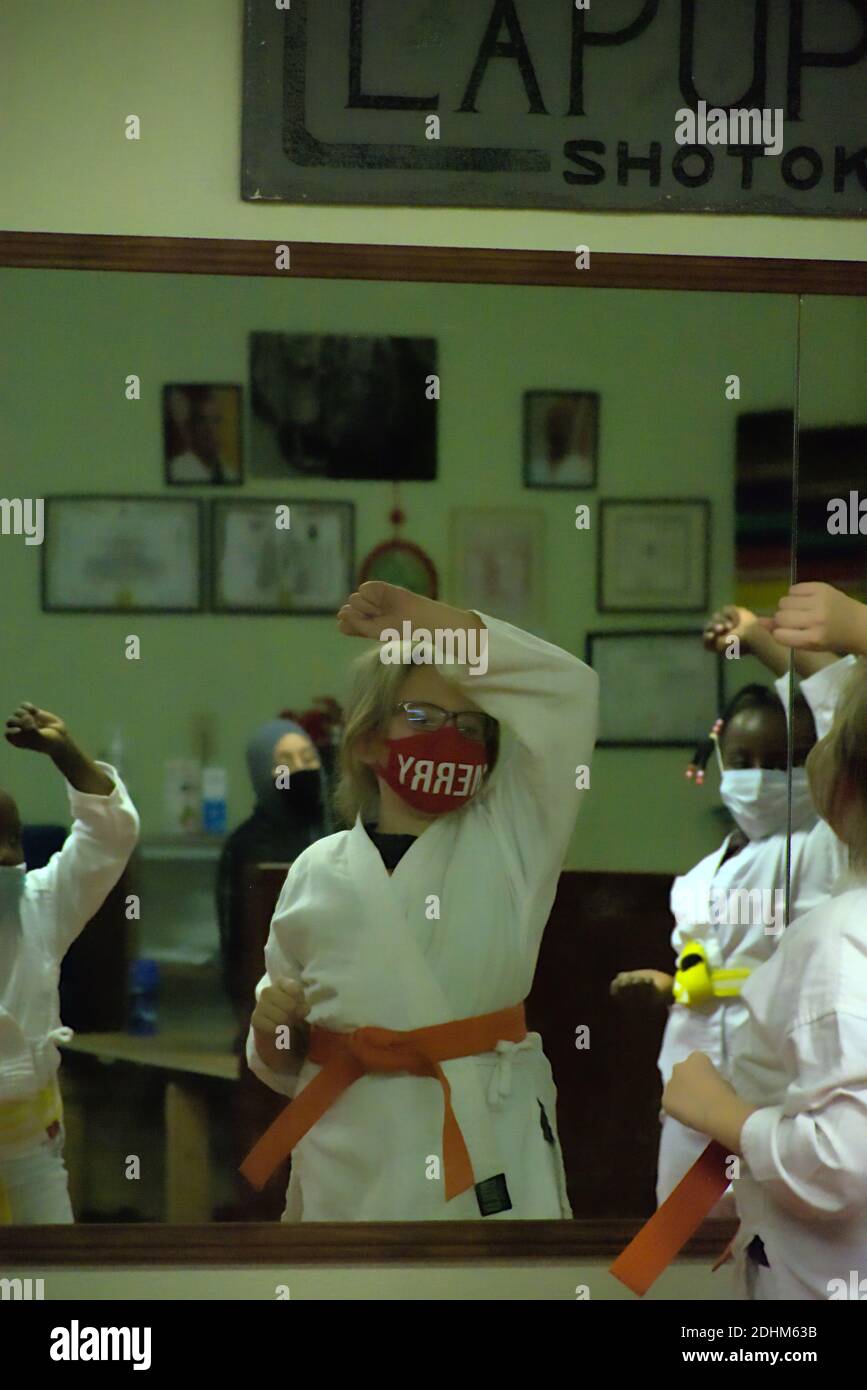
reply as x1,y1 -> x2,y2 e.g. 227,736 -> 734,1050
0,229 -> 862,1268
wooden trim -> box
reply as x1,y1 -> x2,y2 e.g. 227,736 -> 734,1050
1,231 -> 865,293
0,1219 -> 735,1266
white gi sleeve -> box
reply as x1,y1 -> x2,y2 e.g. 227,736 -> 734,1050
27,762 -> 140,960
740,1001 -> 867,1222
432,611 -> 599,892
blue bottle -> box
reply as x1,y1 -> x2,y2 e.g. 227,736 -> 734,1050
128,959 -> 159,1036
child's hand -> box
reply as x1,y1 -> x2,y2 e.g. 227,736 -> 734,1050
251,977 -> 310,1037
5,704 -> 70,755
662,1051 -> 733,1133
702,605 -> 772,655
610,969 -> 674,1002
772,582 -> 867,657
337,582 -> 418,640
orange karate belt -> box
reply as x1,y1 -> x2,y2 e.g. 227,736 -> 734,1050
610,1141 -> 732,1296
241,1002 -> 528,1202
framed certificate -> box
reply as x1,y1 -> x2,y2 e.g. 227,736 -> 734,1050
210,499 -> 354,614
42,496 -> 204,613
598,499 -> 710,614
586,630 -> 724,747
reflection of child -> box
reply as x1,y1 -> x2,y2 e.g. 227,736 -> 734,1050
244,581 -> 598,1221
663,583 -> 867,1299
0,704 -> 139,1223
612,604 -> 851,1214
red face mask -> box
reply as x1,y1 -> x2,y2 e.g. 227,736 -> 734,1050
376,726 -> 489,815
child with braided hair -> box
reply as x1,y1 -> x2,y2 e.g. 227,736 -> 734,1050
612,603 -> 852,1210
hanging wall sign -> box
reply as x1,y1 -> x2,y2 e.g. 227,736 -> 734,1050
242,0 -> 867,217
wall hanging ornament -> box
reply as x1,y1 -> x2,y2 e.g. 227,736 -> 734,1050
358,490 -> 438,598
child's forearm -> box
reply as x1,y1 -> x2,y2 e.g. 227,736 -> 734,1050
704,1091 -> 760,1157
400,594 -> 486,637
50,741 -> 115,796
744,623 -> 790,677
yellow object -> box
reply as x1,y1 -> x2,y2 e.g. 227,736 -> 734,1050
0,1078 -> 63,1153
672,941 -> 751,1008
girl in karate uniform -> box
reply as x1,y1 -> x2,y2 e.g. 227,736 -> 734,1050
612,606 -> 851,1209
663,581 -> 867,1300
244,582 -> 598,1221
0,703 -> 139,1223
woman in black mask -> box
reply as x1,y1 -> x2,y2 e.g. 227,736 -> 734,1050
217,718 -> 330,1043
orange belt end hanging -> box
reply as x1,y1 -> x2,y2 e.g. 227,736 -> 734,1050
609,1140 -> 731,1297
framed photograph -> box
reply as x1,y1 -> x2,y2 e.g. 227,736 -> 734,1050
598,499 -> 711,614
586,631 -> 724,748
249,333 -> 437,481
163,384 -> 243,486
449,508 -> 544,629
42,497 -> 204,614
210,499 -> 354,614
523,391 -> 599,489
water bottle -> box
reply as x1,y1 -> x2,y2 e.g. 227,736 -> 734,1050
201,766 -> 228,834
128,959 -> 159,1036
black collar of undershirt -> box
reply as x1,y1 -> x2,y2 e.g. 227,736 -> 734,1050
363,820 -> 417,872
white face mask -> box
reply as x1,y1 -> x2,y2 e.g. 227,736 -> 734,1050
719,767 -> 815,841
0,863 -> 26,923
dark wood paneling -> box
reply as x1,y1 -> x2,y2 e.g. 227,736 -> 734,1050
1,231 -> 866,293
0,1217 -> 734,1265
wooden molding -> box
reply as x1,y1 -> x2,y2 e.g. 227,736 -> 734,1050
1,230 -> 866,293
0,1218 -> 736,1266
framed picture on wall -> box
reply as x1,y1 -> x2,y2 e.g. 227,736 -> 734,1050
210,499 -> 354,614
598,499 -> 711,613
42,496 -> 204,613
163,384 -> 243,486
449,507 -> 545,629
586,631 -> 724,747
523,391 -> 599,489
249,333 -> 437,481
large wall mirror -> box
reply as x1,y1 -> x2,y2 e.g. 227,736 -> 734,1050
0,239 -> 862,1271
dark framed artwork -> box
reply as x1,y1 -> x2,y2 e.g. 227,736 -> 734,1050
598,499 -> 710,614
737,410 -> 867,609
523,391 -> 598,489
163,384 -> 243,486
249,333 -> 437,481
41,496 -> 204,614
210,498 -> 354,614
586,631 -> 724,747
358,537 -> 438,598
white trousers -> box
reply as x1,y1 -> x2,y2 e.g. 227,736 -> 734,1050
0,1127 -> 74,1224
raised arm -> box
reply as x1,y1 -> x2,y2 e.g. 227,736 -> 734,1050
5,704 -> 139,954
702,604 -> 839,678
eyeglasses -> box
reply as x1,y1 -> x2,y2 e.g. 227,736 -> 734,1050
394,702 -> 496,744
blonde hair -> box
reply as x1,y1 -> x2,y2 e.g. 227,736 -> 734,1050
332,642 -> 500,828
807,658 -> 867,873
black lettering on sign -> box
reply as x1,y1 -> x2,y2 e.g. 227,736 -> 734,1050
568,0 -> 660,117
347,0 -> 439,109
787,0 -> 867,120
562,139 -> 606,185
679,0 -> 769,110
617,140 -> 662,187
458,0 -> 547,114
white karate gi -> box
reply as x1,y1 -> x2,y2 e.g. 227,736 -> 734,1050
0,764 -> 139,1222
247,614 -> 599,1221
730,875 -> 867,1300
656,660 -> 855,1207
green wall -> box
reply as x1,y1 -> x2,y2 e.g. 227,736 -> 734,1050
2,270 -> 803,871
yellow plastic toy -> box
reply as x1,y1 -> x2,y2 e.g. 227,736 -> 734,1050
672,940 -> 750,1008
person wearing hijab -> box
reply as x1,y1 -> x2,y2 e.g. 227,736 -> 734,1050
217,719 -> 330,1043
